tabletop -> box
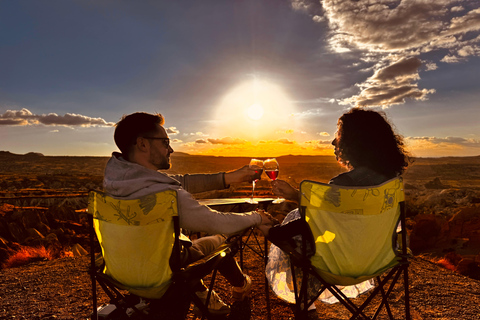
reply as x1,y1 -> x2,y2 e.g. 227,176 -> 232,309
198,198 -> 276,206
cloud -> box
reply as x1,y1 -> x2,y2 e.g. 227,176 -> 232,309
0,108 -> 114,127
194,137 -> 247,145
407,136 -> 480,146
451,6 -> 464,13
276,129 -> 295,134
440,54 -> 461,63
425,62 -> 438,71
258,138 -> 297,145
405,136 -> 480,156
166,127 -> 179,135
343,57 -> 436,107
207,137 -> 247,145
305,139 -> 334,151
277,138 -> 295,144
0,119 -> 27,125
318,132 -> 330,136
306,139 -> 332,145
291,0 -> 480,108
290,0 -> 324,15
318,1 -> 480,53
189,132 -> 208,136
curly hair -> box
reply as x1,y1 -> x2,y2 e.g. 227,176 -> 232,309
334,108 -> 410,176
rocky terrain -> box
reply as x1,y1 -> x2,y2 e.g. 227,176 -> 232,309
1,151 -> 480,319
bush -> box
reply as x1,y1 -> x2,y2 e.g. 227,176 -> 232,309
2,246 -> 58,269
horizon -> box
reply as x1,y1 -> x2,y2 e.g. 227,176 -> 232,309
2,149 -> 479,160
1,1 -> 479,158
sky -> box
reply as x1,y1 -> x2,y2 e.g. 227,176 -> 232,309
1,0 -> 479,158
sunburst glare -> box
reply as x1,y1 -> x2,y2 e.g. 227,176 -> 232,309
213,79 -> 295,141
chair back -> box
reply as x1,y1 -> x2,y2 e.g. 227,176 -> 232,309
88,189 -> 179,299
299,177 -> 405,286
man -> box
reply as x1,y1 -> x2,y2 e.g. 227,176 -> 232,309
104,112 -> 274,315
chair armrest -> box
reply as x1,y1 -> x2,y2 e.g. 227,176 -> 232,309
174,244 -> 232,283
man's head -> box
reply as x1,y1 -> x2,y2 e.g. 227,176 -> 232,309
114,112 -> 174,170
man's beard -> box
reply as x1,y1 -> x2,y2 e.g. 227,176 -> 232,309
150,152 -> 171,170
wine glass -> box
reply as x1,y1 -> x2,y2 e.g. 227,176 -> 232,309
246,159 -> 263,204
264,158 -> 285,204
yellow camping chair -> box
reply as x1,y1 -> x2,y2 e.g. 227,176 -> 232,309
281,177 -> 411,319
87,189 -> 241,320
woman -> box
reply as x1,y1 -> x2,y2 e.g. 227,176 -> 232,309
263,108 -> 410,307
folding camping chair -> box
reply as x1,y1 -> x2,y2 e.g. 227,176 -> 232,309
87,189 -> 243,320
280,177 -> 411,319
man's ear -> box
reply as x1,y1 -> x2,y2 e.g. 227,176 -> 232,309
135,136 -> 149,152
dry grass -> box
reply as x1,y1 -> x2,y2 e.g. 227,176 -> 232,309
2,245 -> 73,269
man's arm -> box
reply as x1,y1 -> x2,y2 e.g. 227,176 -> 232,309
170,172 -> 225,194
170,165 -> 258,194
176,188 -> 262,234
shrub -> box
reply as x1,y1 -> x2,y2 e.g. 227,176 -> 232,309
2,246 -> 57,269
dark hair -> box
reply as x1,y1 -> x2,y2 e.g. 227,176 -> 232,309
335,108 -> 410,176
114,112 -> 165,156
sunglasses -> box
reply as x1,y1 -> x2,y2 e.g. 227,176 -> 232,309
143,137 -> 170,148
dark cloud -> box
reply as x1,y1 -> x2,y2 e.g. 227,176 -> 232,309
372,57 -> 422,83
291,0 -> 480,108
0,119 -> 27,125
344,57 -> 436,107
0,108 -> 114,127
318,0 -> 480,53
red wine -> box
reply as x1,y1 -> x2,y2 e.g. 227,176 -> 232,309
253,169 -> 263,181
265,170 -> 278,180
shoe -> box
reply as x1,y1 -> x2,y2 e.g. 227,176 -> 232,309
194,289 -> 231,316
232,274 -> 252,301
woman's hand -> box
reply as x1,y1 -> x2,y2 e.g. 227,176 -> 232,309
256,209 -> 279,236
271,179 -> 300,203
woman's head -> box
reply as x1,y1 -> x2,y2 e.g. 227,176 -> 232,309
333,108 -> 410,176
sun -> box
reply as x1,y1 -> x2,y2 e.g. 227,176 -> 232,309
213,78 -> 295,140
247,103 -> 264,121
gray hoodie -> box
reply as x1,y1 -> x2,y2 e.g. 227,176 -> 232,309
103,152 -> 261,235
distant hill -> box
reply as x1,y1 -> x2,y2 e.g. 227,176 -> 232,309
0,151 -> 44,157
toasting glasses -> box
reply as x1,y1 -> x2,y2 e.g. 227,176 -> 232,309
246,159 -> 263,204
263,158 -> 285,203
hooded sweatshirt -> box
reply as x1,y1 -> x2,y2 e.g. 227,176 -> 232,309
103,152 -> 261,235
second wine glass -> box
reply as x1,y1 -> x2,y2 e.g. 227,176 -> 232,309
264,158 -> 285,204
246,159 -> 263,204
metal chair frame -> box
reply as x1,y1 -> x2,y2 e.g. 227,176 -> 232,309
286,201 -> 411,320
87,191 -> 243,320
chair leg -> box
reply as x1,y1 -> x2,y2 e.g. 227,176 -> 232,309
264,239 -> 271,320
89,215 -> 98,320
403,263 -> 411,320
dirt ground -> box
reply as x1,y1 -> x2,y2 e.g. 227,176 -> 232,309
2,153 -> 480,319
2,242 -> 480,320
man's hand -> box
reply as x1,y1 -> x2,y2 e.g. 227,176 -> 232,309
271,179 -> 300,202
224,165 -> 258,185
256,209 -> 279,237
